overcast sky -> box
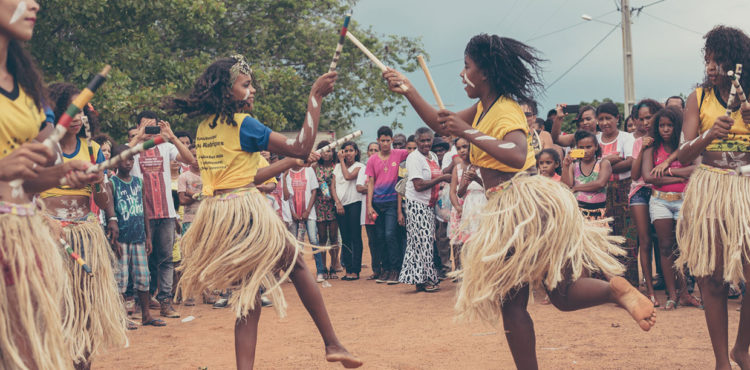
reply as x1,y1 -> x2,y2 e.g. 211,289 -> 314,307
348,0 -> 749,141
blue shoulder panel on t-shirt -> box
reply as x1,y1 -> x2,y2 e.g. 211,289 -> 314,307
239,116 -> 272,153
96,148 -> 105,164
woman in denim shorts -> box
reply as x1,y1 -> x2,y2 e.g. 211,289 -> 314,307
642,107 -> 701,310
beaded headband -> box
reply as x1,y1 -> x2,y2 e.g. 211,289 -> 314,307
229,54 -> 253,85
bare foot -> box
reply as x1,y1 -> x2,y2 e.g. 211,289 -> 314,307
731,347 -> 750,370
326,344 -> 363,368
610,277 -> 656,331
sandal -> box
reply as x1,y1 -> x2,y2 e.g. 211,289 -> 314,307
649,295 -> 660,308
424,284 -> 440,292
663,299 -> 677,311
679,294 -> 703,309
327,269 -> 339,280
142,318 -> 167,327
126,320 -> 139,330
341,274 -> 359,281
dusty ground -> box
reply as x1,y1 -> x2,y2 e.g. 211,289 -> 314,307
97,238 -> 743,369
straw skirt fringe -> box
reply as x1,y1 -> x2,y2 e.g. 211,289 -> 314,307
453,173 -> 625,325
0,211 -> 72,370
62,219 -> 128,364
676,166 -> 750,283
179,190 -> 300,319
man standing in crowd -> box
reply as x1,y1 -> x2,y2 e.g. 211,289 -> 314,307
129,110 -> 196,318
366,126 -> 409,284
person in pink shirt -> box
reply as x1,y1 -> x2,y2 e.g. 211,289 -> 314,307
365,126 -> 410,284
641,107 -> 700,311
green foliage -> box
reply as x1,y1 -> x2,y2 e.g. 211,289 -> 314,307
30,0 -> 423,142
558,98 -> 626,134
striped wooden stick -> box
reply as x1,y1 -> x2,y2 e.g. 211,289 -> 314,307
60,238 -> 93,276
726,64 -> 743,116
328,14 -> 351,72
729,69 -> 747,105
59,136 -> 165,186
314,130 -> 362,154
345,31 -> 408,92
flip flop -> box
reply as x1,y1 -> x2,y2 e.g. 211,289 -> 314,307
126,320 -> 139,330
143,318 -> 167,327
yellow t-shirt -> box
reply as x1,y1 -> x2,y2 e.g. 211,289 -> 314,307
696,87 -> 750,152
0,82 -> 43,159
195,113 -> 272,196
41,138 -> 102,198
469,97 -> 536,172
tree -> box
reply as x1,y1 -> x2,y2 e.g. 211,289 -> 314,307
31,0 -> 424,141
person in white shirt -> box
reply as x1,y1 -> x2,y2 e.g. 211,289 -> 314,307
128,110 -> 195,317
331,141 -> 366,280
284,163 -> 326,282
594,102 -> 639,286
399,128 -> 451,292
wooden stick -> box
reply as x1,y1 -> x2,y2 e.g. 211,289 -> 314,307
416,55 -> 445,109
328,14 -> 351,72
314,131 -> 362,154
726,64 -> 743,116
59,136 -> 165,186
345,31 -> 408,92
60,238 -> 93,276
729,69 -> 747,105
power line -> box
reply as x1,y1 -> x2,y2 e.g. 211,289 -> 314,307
525,9 -> 618,43
525,0 -> 572,40
546,23 -> 621,90
641,11 -> 703,36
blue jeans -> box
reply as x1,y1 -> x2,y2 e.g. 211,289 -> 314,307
288,219 -> 326,274
373,201 -> 400,272
148,218 -> 175,301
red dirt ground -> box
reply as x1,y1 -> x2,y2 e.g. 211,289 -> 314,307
96,238 -> 743,369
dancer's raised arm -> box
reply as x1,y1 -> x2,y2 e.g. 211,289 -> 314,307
382,68 -> 476,136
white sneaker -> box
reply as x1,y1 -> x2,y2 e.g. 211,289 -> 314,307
316,273 -> 326,283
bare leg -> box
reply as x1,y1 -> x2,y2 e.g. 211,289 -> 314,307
547,272 -> 656,331
653,219 -> 680,306
139,290 -> 157,324
632,204 -> 655,298
317,221 -> 329,273
235,303 -> 261,370
731,263 -> 750,370
285,244 -> 362,368
329,220 -> 341,271
501,285 -> 538,370
699,246 -> 731,370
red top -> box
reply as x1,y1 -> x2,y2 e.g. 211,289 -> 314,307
653,144 -> 686,193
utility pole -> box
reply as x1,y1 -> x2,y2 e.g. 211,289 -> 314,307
621,0 -> 636,117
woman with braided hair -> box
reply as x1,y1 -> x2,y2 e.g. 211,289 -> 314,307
167,55 -> 361,369
383,33 -> 655,369
676,25 -> 750,370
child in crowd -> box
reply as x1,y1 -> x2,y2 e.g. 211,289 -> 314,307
448,137 -> 484,272
536,148 -> 562,182
641,107 -> 700,310
109,144 -> 163,327
629,98 -> 664,307
314,141 -> 342,279
562,130 -> 611,223
285,161 -> 327,282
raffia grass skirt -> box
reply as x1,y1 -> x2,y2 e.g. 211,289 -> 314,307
61,217 -> 128,364
0,205 -> 72,370
453,173 -> 626,325
179,189 -> 300,319
676,165 -> 750,283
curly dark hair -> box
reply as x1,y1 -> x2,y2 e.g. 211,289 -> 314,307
341,141 -> 361,162
165,57 -> 250,129
93,133 -> 115,148
464,34 -> 545,102
651,107 -> 683,151
48,82 -> 98,138
7,40 -> 47,111
702,25 -> 750,99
